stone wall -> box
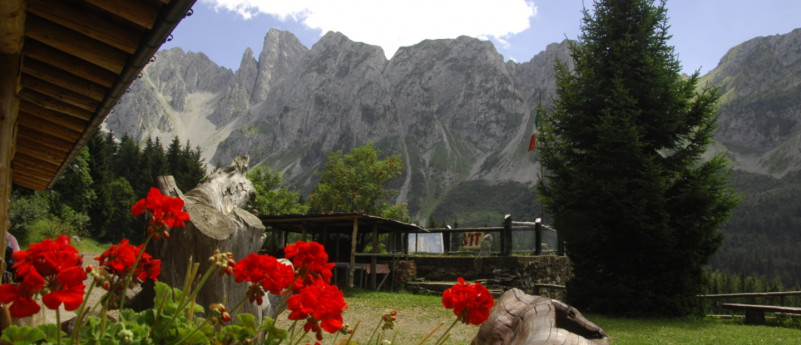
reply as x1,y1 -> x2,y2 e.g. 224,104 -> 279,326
402,255 -> 572,299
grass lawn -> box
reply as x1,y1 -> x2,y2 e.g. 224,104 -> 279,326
290,289 -> 801,345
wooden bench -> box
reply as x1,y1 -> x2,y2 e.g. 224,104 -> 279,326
721,303 -> 801,325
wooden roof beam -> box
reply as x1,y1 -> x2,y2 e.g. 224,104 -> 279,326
15,140 -> 68,167
26,14 -> 127,74
24,40 -> 117,88
17,114 -> 82,142
19,88 -> 93,121
11,152 -> 60,177
85,0 -> 160,30
19,101 -> 87,132
17,126 -> 75,154
22,57 -> 107,102
10,173 -> 48,190
27,0 -> 142,54
21,74 -> 100,112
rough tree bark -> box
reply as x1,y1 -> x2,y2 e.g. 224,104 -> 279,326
472,288 -> 609,345
146,156 -> 269,320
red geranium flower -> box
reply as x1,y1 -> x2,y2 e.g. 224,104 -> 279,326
95,239 -> 161,287
232,253 -> 294,303
41,266 -> 87,311
287,279 -> 347,340
0,235 -> 86,317
442,277 -> 494,325
0,270 -> 44,318
131,187 -> 190,239
284,241 -> 334,290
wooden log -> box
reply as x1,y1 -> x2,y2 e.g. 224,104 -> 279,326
471,288 -> 608,345
144,156 -> 270,320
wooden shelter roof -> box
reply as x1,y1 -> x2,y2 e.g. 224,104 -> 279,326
1,0 -> 196,190
258,213 -> 427,235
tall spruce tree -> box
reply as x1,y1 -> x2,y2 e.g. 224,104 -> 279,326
538,0 -> 739,316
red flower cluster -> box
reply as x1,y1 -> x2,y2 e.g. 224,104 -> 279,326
228,240 -> 347,340
130,187 -> 190,239
287,279 -> 347,340
0,235 -> 86,318
232,253 -> 294,304
442,277 -> 494,325
284,241 -> 334,291
95,239 -> 161,287
284,241 -> 346,339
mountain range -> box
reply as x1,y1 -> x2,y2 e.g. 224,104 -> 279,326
105,27 -> 801,283
107,27 -> 801,217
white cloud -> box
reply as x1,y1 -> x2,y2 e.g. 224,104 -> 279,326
201,0 -> 537,58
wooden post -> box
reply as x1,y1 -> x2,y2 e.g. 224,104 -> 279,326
534,219 -> 542,255
1,2 -> 25,331
348,218 -> 358,288
502,214 -> 512,256
370,223 -> 378,290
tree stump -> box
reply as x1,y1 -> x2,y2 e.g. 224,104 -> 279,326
471,288 -> 609,345
145,156 -> 269,320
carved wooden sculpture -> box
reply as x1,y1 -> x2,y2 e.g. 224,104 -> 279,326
472,288 -> 609,345
147,156 -> 268,319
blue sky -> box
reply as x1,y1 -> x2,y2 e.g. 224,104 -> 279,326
162,0 -> 801,75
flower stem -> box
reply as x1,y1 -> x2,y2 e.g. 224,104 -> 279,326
415,322 -> 443,345
366,316 -> 383,345
173,318 -> 212,345
161,262 -> 217,333
72,276 -> 98,345
433,319 -> 459,345
55,307 -> 62,345
229,294 -> 250,315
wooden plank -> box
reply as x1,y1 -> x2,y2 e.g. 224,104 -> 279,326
10,172 -> 49,190
699,291 -> 801,299
0,0 -> 26,54
22,58 -> 107,102
721,303 -> 801,313
0,51 -> 21,319
21,74 -> 100,112
14,139 -> 67,166
27,0 -> 142,54
85,0 -> 160,29
19,101 -> 87,132
26,14 -> 128,74
349,218 -> 359,289
11,152 -> 60,176
17,113 -> 82,142
371,223 -> 378,289
17,126 -> 74,154
19,88 -> 93,121
23,40 -> 117,88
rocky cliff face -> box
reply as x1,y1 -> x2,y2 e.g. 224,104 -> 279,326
106,28 -> 801,220
701,28 -> 801,176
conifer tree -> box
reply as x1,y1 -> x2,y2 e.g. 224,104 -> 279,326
538,0 -> 739,316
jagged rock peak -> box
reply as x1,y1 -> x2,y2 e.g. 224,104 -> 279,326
311,31 -> 387,62
251,29 -> 308,104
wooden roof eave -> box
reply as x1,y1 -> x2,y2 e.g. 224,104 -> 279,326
45,0 -> 196,189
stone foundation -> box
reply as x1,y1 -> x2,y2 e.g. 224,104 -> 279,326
403,255 -> 572,299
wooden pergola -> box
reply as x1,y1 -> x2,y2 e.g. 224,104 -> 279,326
258,213 -> 426,289
0,0 -> 196,300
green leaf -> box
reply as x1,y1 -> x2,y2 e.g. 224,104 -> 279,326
154,281 -> 175,305
0,325 -> 47,345
36,324 -> 66,343
237,312 -> 257,330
